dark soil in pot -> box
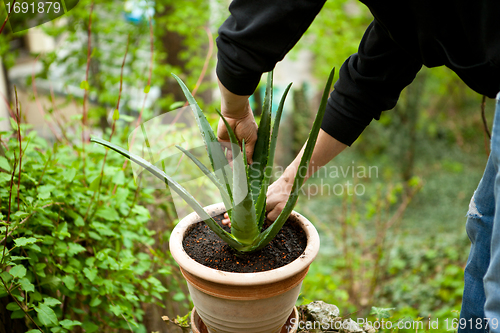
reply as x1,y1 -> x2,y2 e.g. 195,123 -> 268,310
182,213 -> 307,273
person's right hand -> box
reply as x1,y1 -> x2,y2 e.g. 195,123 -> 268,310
217,106 -> 258,165
265,171 -> 295,222
216,78 -> 257,164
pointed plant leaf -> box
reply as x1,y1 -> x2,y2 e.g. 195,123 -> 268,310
248,67 -> 335,252
35,303 -> 59,326
175,145 -> 232,208
171,73 -> 233,203
90,137 -> 243,250
215,111 -> 259,244
248,71 -> 273,203
255,82 -> 292,228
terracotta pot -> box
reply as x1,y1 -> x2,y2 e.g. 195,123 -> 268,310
169,203 -> 320,333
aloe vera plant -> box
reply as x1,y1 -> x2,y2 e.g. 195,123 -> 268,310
91,68 -> 335,253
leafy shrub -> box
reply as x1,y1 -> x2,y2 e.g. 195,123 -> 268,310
0,122 -> 171,332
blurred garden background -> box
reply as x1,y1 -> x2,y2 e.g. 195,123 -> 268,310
0,0 -> 496,332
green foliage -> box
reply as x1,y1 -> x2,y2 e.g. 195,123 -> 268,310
0,124 -> 171,331
370,307 -> 395,319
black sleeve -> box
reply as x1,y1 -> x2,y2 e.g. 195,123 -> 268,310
216,0 -> 327,96
321,20 -> 423,146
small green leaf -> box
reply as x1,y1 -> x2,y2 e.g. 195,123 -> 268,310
112,109 -> 120,121
10,256 -> 29,261
0,271 -> 12,283
144,85 -> 150,93
95,206 -> 119,222
89,296 -> 101,307
62,168 -> 77,182
119,114 -> 135,122
44,297 -> 62,306
82,321 -> 99,333
172,292 -> 185,302
83,267 -> 98,282
91,221 -> 116,237
11,310 -> 25,319
38,191 -> 51,200
14,237 -> 38,247
0,156 -> 11,171
11,211 -> 29,219
28,244 -> 41,252
9,118 -> 18,131
67,243 -> 86,256
9,265 -> 26,278
73,214 -> 84,227
35,303 -> 59,326
80,80 -> 90,90
169,101 -> 184,110
60,319 -> 82,329
62,275 -> 76,291
176,312 -> 191,326
370,306 -> 395,319
6,302 -> 20,311
56,222 -> 71,239
0,173 -> 11,185
18,278 -> 35,292
110,304 -> 122,316
112,170 -> 125,186
88,176 -> 101,191
31,291 -> 43,302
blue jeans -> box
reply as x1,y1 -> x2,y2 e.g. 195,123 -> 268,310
460,92 -> 500,333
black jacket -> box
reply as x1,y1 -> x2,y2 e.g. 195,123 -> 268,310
216,0 -> 500,145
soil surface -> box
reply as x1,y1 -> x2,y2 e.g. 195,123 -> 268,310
182,213 -> 307,273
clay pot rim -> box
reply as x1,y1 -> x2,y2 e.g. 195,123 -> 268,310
169,203 -> 320,286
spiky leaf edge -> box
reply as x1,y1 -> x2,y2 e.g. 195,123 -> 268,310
175,145 -> 232,208
248,72 -> 273,203
246,67 -> 335,252
90,136 -> 244,250
171,73 -> 234,219
254,82 -> 292,229
215,110 -> 259,245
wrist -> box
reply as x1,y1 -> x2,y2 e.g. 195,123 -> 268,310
218,77 -> 251,119
221,100 -> 252,120
282,164 -> 299,185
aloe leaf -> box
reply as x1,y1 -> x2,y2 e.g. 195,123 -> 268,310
175,145 -> 232,208
247,67 -> 335,252
255,82 -> 292,228
90,136 -> 244,250
248,71 -> 273,203
172,73 -> 233,206
215,110 -> 259,245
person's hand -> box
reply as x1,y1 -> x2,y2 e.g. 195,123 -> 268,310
217,107 -> 258,164
265,168 -> 295,222
217,78 -> 257,164
221,168 -> 294,227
